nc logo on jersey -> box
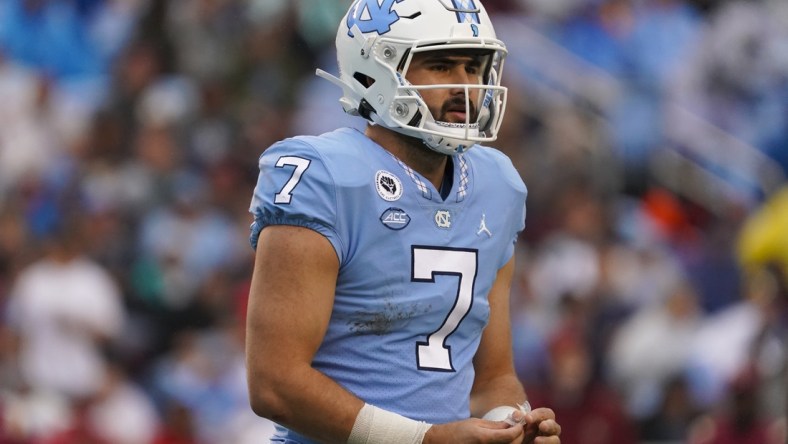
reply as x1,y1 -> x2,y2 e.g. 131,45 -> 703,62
346,0 -> 404,37
375,170 -> 403,201
434,209 -> 452,229
380,207 -> 410,230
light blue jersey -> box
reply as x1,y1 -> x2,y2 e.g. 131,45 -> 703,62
249,128 -> 526,443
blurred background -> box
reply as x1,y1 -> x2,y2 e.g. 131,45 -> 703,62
0,0 -> 786,443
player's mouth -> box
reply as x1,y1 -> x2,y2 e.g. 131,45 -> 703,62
445,110 -> 467,122
439,98 -> 477,124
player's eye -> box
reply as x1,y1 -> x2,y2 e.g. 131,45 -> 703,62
429,63 -> 451,72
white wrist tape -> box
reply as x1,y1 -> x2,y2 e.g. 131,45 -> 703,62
347,403 -> 432,444
482,401 -> 532,426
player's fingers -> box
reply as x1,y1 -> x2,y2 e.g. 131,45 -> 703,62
524,407 -> 556,423
509,410 -> 526,425
533,436 -> 561,444
487,424 -> 524,444
478,418 -> 516,429
472,418 -> 525,442
538,419 -> 561,437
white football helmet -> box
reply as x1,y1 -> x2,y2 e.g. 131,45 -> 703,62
317,0 -> 508,155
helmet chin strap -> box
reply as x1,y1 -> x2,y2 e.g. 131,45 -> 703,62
369,110 -> 477,155
421,120 -> 480,154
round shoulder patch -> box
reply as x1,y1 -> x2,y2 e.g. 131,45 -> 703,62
375,170 -> 403,201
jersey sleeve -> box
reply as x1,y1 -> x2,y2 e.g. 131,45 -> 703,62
248,138 -> 345,262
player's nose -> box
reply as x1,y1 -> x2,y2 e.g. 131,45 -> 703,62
448,66 -> 476,91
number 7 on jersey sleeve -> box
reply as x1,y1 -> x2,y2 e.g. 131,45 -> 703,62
274,156 -> 311,204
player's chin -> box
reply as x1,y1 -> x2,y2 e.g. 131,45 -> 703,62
438,113 -> 477,125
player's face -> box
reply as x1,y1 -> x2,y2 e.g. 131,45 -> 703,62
405,50 -> 487,124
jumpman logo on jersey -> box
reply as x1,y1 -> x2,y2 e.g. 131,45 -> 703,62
476,214 -> 492,237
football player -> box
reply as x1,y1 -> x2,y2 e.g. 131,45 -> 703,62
246,1 -> 561,443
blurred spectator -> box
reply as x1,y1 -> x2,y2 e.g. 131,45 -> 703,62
185,79 -> 240,169
136,169 -> 245,309
685,266 -> 785,409
166,0 -> 247,82
667,0 -> 788,193
148,322 -> 274,443
527,329 -> 639,444
0,210 -> 30,298
0,0 -> 145,134
639,374 -> 702,443
291,51 -> 367,137
0,382 -> 72,443
151,401 -> 198,444
0,59 -> 61,196
609,0 -> 701,170
738,185 -> 788,288
5,220 -> 125,400
42,399 -> 109,444
525,179 -> 610,334
607,280 -> 701,418
688,365 -> 786,444
0,0 -> 104,81
84,363 -> 159,444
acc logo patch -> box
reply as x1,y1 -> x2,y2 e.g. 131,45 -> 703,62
375,170 -> 403,201
380,207 -> 410,230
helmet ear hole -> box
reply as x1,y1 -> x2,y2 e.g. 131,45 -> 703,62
396,49 -> 411,73
353,72 -> 376,88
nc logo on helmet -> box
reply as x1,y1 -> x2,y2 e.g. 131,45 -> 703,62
347,0 -> 405,37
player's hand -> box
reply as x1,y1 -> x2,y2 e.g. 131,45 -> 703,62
423,418 -> 525,443
521,408 -> 561,444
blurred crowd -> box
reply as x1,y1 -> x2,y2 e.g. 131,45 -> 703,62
0,0 -> 786,443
